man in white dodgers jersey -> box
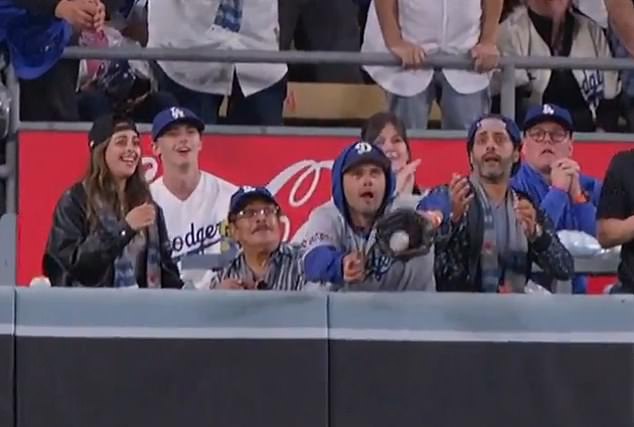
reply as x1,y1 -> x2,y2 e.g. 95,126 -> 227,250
150,107 -> 237,288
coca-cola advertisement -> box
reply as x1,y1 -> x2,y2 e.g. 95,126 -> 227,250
18,131 -> 633,290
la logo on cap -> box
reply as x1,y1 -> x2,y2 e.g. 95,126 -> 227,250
241,185 -> 256,193
543,104 -> 555,115
354,142 -> 372,155
170,107 -> 185,119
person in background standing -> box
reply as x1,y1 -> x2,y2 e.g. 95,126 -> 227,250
494,0 -> 621,131
575,0 -> 634,57
7,0 -> 106,121
362,0 -> 502,130
279,0 -> 363,83
148,0 -> 287,125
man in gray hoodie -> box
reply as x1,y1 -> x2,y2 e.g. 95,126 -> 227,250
296,140 -> 438,292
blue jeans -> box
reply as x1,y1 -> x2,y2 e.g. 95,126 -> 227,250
387,71 -> 490,130
155,65 -> 286,125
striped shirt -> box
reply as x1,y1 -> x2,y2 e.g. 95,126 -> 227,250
209,243 -> 306,290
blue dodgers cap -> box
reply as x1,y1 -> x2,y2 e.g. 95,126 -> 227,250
522,103 -> 574,132
341,141 -> 391,174
152,106 -> 205,141
228,186 -> 279,219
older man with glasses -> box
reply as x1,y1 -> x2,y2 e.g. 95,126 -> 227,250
209,186 -> 306,291
511,104 -> 603,293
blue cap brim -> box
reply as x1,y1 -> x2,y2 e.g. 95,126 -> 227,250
523,114 -> 573,132
343,153 -> 391,173
153,117 -> 205,141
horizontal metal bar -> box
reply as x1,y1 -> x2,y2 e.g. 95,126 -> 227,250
61,47 -> 634,71
17,121 -> 634,143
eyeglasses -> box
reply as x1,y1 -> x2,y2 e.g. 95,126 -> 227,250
234,206 -> 279,220
526,128 -> 570,144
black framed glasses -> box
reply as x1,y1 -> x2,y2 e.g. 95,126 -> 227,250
526,128 -> 570,144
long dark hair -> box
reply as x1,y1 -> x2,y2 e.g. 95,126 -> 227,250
83,137 -> 152,229
361,112 -> 423,195
361,111 -> 411,158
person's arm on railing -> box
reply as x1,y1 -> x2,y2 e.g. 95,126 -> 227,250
374,0 -> 425,67
13,0 -> 105,32
605,0 -> 634,57
471,0 -> 502,72
597,151 -> 634,248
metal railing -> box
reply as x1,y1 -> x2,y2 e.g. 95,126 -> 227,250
1,47 -> 634,284
2,47 -> 634,216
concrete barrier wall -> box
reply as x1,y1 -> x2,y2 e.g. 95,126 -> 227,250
2,288 -> 634,427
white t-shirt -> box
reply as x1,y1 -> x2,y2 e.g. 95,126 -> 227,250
362,0 -> 490,96
151,171 -> 237,288
147,0 -> 287,97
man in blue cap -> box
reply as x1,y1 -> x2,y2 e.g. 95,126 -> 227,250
150,106 -> 237,289
298,140 -> 438,291
210,186 -> 306,291
421,114 -> 574,293
512,104 -> 602,293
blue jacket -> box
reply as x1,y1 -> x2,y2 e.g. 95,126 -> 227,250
511,162 -> 602,293
0,1 -> 71,79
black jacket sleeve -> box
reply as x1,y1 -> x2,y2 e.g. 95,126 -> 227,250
42,183 -> 136,287
526,198 -> 575,281
156,207 -> 183,289
13,0 -> 61,17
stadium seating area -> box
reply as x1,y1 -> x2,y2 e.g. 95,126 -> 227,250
0,2 -> 633,424
0,0 -> 633,292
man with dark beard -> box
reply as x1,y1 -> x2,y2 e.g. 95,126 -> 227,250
420,114 -> 574,293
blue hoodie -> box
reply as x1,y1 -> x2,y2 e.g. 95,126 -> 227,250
512,162 -> 602,293
299,142 -> 436,292
301,142 -> 396,285
0,1 -> 72,79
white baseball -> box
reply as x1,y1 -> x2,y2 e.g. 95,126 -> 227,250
389,230 -> 410,252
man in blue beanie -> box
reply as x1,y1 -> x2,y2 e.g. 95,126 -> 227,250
420,114 -> 574,293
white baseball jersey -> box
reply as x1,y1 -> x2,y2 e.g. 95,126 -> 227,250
151,171 -> 237,288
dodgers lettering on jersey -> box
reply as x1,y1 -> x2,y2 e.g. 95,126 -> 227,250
150,171 -> 237,263
580,69 -> 604,111
169,220 -> 227,262
366,245 -> 393,281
